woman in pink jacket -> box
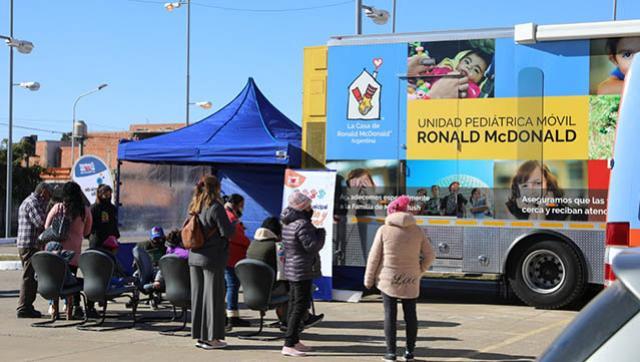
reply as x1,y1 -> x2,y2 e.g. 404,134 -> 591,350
364,195 -> 435,362
45,181 -> 92,319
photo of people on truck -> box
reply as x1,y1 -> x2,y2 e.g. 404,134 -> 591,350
407,39 -> 495,100
591,37 -> 640,95
496,160 -> 589,221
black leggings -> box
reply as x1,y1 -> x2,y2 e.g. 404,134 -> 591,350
382,293 -> 417,355
284,280 -> 312,347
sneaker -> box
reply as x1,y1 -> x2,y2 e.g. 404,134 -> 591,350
17,308 -> 42,319
294,342 -> 312,352
383,353 -> 397,362
281,346 -> 306,357
196,340 -> 227,350
303,313 -> 324,329
48,304 -> 55,316
229,316 -> 251,327
403,351 -> 415,362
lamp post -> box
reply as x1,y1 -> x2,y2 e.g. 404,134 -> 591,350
2,0 -> 35,238
355,0 -> 393,35
71,83 -> 108,166
189,101 -> 212,110
164,1 -> 191,125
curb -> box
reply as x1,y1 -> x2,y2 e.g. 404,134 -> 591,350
0,238 -> 16,245
0,261 -> 22,271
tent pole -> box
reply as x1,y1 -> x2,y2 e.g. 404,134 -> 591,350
116,160 -> 122,210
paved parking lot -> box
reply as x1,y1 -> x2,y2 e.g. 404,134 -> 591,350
0,268 -> 581,362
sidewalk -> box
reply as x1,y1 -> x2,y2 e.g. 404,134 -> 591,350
0,270 -> 576,362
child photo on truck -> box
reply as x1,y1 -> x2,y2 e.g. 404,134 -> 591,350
407,39 -> 495,99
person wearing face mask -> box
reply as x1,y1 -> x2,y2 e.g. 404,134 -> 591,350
87,184 -> 120,317
89,184 -> 120,250
223,194 -> 252,329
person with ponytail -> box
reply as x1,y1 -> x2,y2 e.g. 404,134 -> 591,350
187,175 -> 235,350
44,181 -> 92,319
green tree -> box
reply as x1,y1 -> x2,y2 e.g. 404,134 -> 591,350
0,139 -> 43,237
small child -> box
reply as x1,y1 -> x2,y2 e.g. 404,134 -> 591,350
152,229 -> 188,290
597,37 -> 640,95
409,48 -> 492,99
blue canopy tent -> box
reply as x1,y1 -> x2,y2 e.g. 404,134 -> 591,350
117,78 -> 302,238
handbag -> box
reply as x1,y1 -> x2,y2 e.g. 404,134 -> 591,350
37,207 -> 71,245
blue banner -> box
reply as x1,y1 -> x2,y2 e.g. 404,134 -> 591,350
327,43 -> 407,160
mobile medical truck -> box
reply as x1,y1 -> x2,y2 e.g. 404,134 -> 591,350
301,20 -> 640,308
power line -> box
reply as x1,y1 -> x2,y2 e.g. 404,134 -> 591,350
0,122 -> 65,135
0,117 -> 124,131
126,0 -> 354,13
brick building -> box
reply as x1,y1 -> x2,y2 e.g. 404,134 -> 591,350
34,123 -> 184,181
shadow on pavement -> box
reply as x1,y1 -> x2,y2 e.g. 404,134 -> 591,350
0,289 -> 19,298
313,319 -> 460,330
308,344 -> 533,361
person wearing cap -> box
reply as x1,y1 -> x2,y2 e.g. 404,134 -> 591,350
16,182 -> 52,319
280,191 -> 325,357
364,195 -> 436,362
138,226 -> 167,266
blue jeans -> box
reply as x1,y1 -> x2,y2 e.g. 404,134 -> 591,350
224,266 -> 240,311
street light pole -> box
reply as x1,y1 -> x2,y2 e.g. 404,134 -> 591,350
5,0 -> 14,238
71,84 -> 108,166
392,0 -> 397,33
186,0 -> 191,125
355,0 -> 362,35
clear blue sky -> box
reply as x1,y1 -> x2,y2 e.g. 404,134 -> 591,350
1,0 -> 639,142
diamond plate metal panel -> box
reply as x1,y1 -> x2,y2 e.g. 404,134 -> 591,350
423,225 -> 464,259
463,228 -> 503,273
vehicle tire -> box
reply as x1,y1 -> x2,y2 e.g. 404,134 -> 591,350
508,240 -> 586,309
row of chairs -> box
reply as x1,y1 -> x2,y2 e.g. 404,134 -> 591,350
30,247 -> 290,339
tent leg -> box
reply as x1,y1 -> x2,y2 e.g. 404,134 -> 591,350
115,160 -> 122,209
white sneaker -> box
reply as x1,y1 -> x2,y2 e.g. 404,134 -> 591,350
48,305 -> 54,316
281,346 -> 307,357
196,340 -> 227,350
294,342 -> 312,352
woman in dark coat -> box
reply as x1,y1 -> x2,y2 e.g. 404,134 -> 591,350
280,192 -> 325,357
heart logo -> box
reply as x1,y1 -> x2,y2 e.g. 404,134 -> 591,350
373,58 -> 383,68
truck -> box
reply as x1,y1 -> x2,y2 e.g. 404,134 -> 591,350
301,19 -> 640,308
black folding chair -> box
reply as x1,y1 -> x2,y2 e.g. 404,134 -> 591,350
31,251 -> 87,328
132,246 -> 162,308
235,259 -> 288,341
77,250 -> 139,331
158,254 -> 190,336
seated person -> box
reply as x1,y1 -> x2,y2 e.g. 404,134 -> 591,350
246,217 -> 323,329
152,229 -> 188,291
138,226 -> 167,266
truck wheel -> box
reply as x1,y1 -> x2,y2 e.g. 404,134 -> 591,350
508,240 -> 586,309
